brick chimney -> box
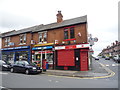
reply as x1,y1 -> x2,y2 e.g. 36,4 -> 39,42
115,40 -> 118,45
56,11 -> 63,23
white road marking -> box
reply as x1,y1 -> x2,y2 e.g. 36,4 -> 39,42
49,80 -> 52,82
106,65 -> 109,67
112,64 -> 116,66
55,81 -> 59,83
0,72 -> 8,75
0,86 -> 6,88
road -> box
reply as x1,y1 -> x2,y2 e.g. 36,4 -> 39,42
0,58 -> 119,89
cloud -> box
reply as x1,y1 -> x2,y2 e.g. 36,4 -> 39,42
0,11 -> 41,31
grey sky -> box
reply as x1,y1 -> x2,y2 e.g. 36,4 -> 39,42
0,0 -> 119,56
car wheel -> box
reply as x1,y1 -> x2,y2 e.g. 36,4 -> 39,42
10,68 -> 14,73
25,69 -> 29,75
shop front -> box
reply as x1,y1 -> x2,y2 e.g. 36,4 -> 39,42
1,46 -> 31,64
32,46 -> 54,69
55,44 -> 89,71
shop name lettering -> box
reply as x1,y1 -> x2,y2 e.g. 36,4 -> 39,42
1,46 -> 29,50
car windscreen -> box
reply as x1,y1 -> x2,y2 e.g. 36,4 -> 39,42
24,61 -> 30,65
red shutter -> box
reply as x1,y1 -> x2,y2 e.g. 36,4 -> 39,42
57,50 -> 75,66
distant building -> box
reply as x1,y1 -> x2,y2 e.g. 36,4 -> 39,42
100,40 -> 120,58
0,11 -> 90,71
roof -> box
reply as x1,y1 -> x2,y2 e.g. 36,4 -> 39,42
1,15 -> 87,38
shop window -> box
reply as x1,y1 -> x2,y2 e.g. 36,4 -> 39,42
70,27 -> 75,39
19,34 -> 26,45
4,37 -> 10,47
38,31 -> 47,44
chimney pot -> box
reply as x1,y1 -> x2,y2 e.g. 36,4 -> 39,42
56,11 -> 63,23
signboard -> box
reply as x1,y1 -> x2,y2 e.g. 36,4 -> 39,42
55,44 -> 89,50
32,46 -> 53,50
1,46 -> 30,50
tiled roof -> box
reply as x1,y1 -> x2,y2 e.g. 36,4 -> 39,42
0,15 -> 87,37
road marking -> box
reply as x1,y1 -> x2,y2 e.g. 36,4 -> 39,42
47,61 -> 116,80
49,80 -> 52,82
55,81 -> 59,83
112,64 -> 116,66
0,72 -> 8,75
0,86 -> 5,88
105,64 -> 109,67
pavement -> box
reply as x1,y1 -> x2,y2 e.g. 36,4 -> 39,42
42,59 -> 114,78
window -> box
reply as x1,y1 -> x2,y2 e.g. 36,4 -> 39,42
70,27 -> 75,39
4,37 -> 10,46
64,27 -> 75,39
38,31 -> 47,43
64,29 -> 68,39
43,32 -> 47,43
19,34 -> 26,44
39,33 -> 42,43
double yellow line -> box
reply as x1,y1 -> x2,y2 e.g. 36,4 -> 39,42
48,61 -> 115,79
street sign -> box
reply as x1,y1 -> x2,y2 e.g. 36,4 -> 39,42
94,37 -> 98,42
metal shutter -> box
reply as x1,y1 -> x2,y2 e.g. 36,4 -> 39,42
57,49 -> 75,66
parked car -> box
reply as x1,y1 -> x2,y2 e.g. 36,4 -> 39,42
113,55 -> 120,63
105,57 -> 110,60
95,57 -> 99,60
10,60 -> 42,74
0,60 -> 11,71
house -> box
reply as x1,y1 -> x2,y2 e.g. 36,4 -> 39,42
1,11 -> 89,71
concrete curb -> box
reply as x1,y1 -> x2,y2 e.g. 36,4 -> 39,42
42,61 -> 115,79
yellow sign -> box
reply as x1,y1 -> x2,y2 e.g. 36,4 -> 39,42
34,43 -> 54,47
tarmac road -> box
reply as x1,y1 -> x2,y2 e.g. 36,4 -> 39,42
0,58 -> 119,89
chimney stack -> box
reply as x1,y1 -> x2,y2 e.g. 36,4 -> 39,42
115,40 -> 118,45
56,11 -> 63,23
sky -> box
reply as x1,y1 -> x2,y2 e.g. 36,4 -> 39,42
0,0 -> 119,56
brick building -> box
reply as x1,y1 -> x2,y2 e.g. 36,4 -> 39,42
100,41 -> 120,58
0,11 -> 90,71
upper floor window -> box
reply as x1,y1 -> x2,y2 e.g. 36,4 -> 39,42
4,37 -> 10,47
64,27 -> 75,39
19,34 -> 26,44
70,27 -> 75,39
64,29 -> 68,39
38,31 -> 47,44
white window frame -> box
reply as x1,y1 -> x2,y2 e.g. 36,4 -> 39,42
38,31 -> 47,44
19,34 -> 26,45
4,37 -> 10,47
43,31 -> 47,43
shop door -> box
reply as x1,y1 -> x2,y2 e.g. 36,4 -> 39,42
80,51 -> 88,71
75,49 -> 80,70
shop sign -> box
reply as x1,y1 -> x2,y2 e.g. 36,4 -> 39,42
55,44 -> 89,50
65,45 -> 76,49
32,46 -> 53,50
34,43 -> 54,47
1,46 -> 30,50
55,46 -> 65,50
76,44 -> 89,48
38,51 -> 53,54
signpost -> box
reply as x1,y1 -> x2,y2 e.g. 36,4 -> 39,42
88,34 -> 98,70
